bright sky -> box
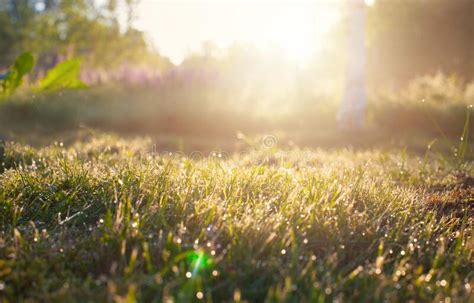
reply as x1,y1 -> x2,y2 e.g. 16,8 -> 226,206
134,0 -> 345,66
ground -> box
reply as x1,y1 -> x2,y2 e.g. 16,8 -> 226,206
0,134 -> 472,302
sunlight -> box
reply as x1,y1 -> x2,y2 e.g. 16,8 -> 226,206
261,8 -> 317,66
2,0 -> 473,301
365,0 -> 376,7
136,1 -> 341,66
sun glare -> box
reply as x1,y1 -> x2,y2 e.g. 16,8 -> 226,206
365,0 -> 376,7
262,8 -> 316,66
137,1 -> 341,66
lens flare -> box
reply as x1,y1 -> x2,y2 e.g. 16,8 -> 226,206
187,250 -> 211,277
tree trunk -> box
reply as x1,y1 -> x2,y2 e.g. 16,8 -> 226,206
338,0 -> 367,129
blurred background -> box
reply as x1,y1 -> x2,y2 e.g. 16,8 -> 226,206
0,0 -> 472,152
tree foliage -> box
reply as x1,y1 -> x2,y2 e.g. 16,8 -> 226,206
0,0 -> 166,70
367,0 -> 474,84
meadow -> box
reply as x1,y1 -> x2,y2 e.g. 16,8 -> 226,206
0,129 -> 472,302
1,1 -> 473,301
0,70 -> 473,302
0,72 -> 471,151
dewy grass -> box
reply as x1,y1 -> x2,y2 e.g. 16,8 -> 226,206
0,135 -> 472,302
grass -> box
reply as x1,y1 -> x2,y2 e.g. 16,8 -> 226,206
0,86 -> 470,151
0,134 -> 472,302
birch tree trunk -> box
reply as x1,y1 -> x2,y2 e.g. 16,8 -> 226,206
338,0 -> 367,129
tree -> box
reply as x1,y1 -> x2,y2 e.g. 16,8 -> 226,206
338,0 -> 367,129
0,0 -> 163,71
367,0 -> 474,86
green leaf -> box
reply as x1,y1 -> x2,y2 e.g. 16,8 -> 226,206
37,58 -> 88,92
14,52 -> 35,75
1,52 -> 35,96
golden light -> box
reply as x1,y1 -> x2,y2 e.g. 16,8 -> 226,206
365,0 -> 376,7
136,1 -> 342,66
260,8 -> 318,66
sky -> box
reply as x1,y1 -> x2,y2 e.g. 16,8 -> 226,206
133,0 -> 345,66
